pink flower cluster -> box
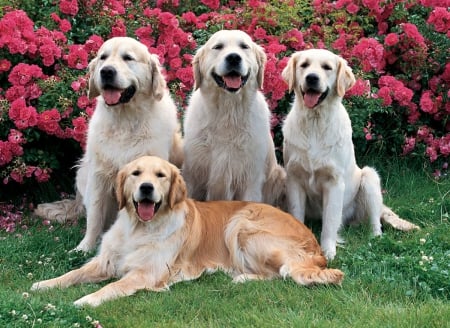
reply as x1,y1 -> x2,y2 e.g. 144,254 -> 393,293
0,0 -> 448,211
0,203 -> 24,233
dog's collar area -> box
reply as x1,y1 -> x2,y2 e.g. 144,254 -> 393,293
133,198 -> 162,222
212,71 -> 249,93
102,85 -> 136,106
301,87 -> 329,109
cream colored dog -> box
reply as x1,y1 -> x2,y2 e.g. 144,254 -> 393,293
182,30 -> 285,206
31,156 -> 343,307
282,49 -> 419,260
34,37 -> 183,252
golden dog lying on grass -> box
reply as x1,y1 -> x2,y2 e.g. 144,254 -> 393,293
31,156 -> 343,307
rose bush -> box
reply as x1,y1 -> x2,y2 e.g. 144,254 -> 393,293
0,0 -> 448,229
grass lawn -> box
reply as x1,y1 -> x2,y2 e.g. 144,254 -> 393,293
1,158 -> 449,327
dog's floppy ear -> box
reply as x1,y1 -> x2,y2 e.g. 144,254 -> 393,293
192,46 -> 204,90
115,166 -> 128,210
149,54 -> 166,101
168,165 -> 187,209
255,44 -> 267,89
336,57 -> 356,97
87,57 -> 100,99
281,53 -> 298,92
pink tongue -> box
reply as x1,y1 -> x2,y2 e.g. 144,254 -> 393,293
102,89 -> 122,105
137,202 -> 155,221
304,92 -> 321,109
223,76 -> 242,89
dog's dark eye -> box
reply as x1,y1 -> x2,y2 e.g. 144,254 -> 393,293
99,54 -> 107,60
300,62 -> 309,69
240,43 -> 249,50
132,170 -> 141,176
212,43 -> 224,50
156,172 -> 166,178
123,54 -> 134,61
322,64 -> 332,70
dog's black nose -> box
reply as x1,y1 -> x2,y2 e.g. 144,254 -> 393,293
100,66 -> 116,82
306,73 -> 319,86
139,183 -> 154,195
225,53 -> 242,66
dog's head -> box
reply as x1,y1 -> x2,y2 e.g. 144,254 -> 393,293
282,49 -> 355,109
192,30 -> 267,93
115,156 -> 187,223
88,37 -> 167,106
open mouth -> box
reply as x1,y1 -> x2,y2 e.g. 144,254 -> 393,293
101,85 -> 136,106
301,87 -> 329,109
133,198 -> 162,222
212,71 -> 249,93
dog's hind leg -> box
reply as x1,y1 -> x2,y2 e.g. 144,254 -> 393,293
263,164 -> 287,209
355,166 -> 383,236
169,127 -> 184,169
281,257 -> 344,286
354,167 -> 420,232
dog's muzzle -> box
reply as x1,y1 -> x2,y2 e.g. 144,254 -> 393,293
212,71 -> 249,93
212,53 -> 249,93
133,183 -> 162,222
100,66 -> 136,106
301,73 -> 329,109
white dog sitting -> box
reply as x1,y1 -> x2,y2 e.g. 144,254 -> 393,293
282,49 -> 420,260
182,30 -> 285,207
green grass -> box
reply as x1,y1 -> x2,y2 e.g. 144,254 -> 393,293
1,158 -> 449,327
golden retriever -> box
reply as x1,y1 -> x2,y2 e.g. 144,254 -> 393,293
282,49 -> 420,260
34,37 -> 183,252
31,156 -> 343,307
182,30 -> 285,206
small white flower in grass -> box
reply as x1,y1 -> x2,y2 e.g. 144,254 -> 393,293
22,314 -> 28,320
45,303 -> 56,311
86,316 -> 92,322
422,255 -> 429,262
10,310 -> 16,316
419,261 -> 424,266
419,238 -> 426,245
37,319 -> 42,324
22,292 -> 30,298
37,261 -> 43,265
27,273 -> 33,279
73,323 -> 81,327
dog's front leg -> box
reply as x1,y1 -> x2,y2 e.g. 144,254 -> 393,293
321,180 -> 345,260
286,177 -> 306,222
73,270 -> 168,307
241,176 -> 264,203
75,173 -> 117,252
31,258 -> 109,291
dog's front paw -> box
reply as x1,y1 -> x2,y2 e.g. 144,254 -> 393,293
321,240 -> 337,261
30,280 -> 53,291
74,294 -> 102,307
71,238 -> 96,253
